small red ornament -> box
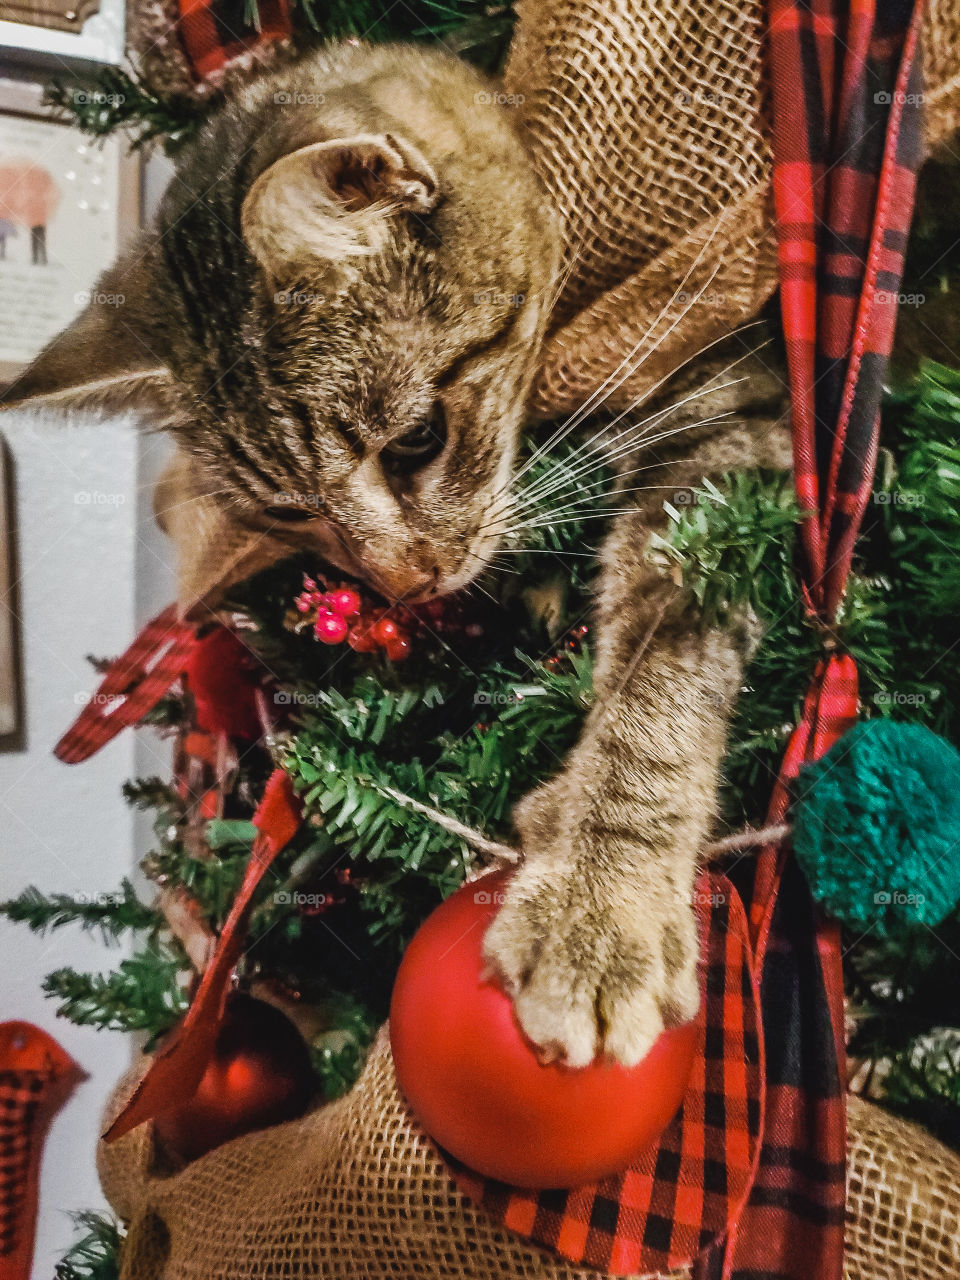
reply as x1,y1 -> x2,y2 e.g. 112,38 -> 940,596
152,994 -> 314,1164
313,611 -> 350,645
390,870 -> 699,1189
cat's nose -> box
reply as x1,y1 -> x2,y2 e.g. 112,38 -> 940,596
372,560 -> 439,603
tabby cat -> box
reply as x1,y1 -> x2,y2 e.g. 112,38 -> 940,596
4,42 -> 791,1068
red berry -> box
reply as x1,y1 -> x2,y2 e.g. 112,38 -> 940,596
327,588 -> 361,618
347,624 -> 378,653
384,635 -> 412,662
372,617 -> 401,645
313,611 -> 349,645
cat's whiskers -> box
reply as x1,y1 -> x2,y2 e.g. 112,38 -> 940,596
509,401 -> 738,516
484,403 -> 737,541
509,335 -> 770,513
152,486 -> 240,524
498,252 -> 728,498
499,204 -> 747,494
509,481 -> 696,528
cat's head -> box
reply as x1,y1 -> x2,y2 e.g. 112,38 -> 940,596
4,44 -> 559,602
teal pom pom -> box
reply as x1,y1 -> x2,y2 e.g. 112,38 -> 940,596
792,720 -> 960,935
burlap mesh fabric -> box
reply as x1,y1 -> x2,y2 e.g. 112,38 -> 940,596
505,0 -> 960,419
97,1029 -> 960,1280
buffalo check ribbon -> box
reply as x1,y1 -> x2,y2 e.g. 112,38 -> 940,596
456,0 -> 926,1275
54,605 -> 194,764
720,2 -> 926,1278
177,0 -> 292,81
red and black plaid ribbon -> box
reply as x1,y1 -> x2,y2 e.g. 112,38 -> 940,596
718,3 -> 926,1277
54,605 -> 194,765
177,0 -> 292,81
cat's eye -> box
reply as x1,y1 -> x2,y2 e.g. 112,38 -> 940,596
381,402 -> 448,473
261,504 -> 316,524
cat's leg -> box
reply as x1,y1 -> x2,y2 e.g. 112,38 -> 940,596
482,504 -> 756,1068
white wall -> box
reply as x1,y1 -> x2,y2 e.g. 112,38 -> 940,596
0,410 -> 174,1276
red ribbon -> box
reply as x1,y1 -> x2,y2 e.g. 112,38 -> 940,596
103,768 -> 301,1143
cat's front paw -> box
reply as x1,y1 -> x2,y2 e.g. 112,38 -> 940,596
482,855 -> 700,1069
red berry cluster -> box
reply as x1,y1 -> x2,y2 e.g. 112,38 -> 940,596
543,622 -> 589,669
293,577 -> 413,661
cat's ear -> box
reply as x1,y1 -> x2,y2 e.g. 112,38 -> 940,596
1,246 -> 172,417
241,133 -> 439,284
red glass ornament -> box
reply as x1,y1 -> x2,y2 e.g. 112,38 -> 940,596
327,588 -> 362,618
153,995 -> 314,1164
390,870 -> 699,1189
313,611 -> 350,645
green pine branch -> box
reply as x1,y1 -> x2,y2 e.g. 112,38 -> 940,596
0,880 -> 154,943
45,69 -> 204,151
55,1214 -> 124,1280
43,947 -> 188,1038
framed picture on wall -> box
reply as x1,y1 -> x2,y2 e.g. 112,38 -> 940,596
0,76 -> 140,387
0,0 -> 125,67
